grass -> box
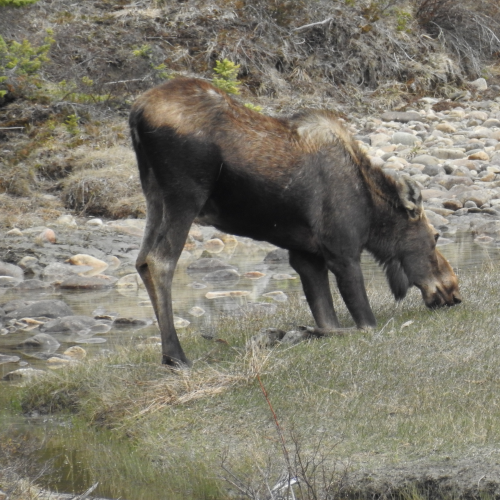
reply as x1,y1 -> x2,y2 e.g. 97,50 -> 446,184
2,265 -> 500,499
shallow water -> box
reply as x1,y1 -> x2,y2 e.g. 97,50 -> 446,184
0,232 -> 498,380
1,231 -> 499,498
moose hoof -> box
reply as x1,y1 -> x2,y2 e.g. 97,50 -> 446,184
162,354 -> 192,369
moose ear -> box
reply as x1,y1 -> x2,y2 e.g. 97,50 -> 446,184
396,175 -> 422,221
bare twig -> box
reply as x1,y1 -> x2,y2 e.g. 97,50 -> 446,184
72,481 -> 99,500
292,18 -> 333,32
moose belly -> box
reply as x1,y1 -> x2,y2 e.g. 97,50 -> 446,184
196,187 -> 316,252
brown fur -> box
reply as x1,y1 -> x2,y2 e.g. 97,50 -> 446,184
129,78 -> 461,366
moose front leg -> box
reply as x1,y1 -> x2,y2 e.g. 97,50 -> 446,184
289,250 -> 340,329
326,255 -> 376,329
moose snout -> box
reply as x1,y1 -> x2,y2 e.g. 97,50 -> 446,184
423,286 -> 462,309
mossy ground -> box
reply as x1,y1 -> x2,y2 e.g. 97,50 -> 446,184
1,265 -> 499,499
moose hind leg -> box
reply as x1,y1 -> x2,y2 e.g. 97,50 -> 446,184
289,250 -> 340,329
136,189 -> 198,366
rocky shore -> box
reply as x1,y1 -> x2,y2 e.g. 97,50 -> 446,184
2,85 -> 500,381
350,82 -> 500,246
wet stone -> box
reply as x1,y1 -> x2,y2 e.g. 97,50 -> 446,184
1,300 -> 34,314
42,262 -> 84,281
74,337 -> 107,344
0,261 -> 24,280
0,354 -> 20,364
113,317 -> 151,328
3,367 -> 45,382
380,111 -> 422,122
188,306 -> 206,317
0,276 -> 21,287
174,317 -> 190,329
59,275 -> 118,289
115,273 -> 142,289
14,279 -> 53,290
17,333 -> 60,351
245,302 -> 278,315
263,291 -> 288,302
39,315 -> 99,334
243,271 -> 266,279
187,258 -> 236,274
203,268 -> 240,283
64,346 -> 87,359
6,300 -> 74,320
263,248 -> 289,262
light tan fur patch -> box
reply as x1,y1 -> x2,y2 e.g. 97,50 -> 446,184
294,112 -> 361,163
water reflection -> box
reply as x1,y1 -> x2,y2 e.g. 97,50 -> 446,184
0,231 -> 499,380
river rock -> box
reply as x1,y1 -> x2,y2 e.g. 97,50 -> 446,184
1,299 -> 34,314
410,155 -> 440,167
263,248 -> 289,262
3,367 -> 45,382
17,333 -> 60,351
42,262 -> 85,281
203,238 -> 225,253
174,317 -> 190,328
263,291 -> 288,302
380,111 -> 422,123
64,346 -> 87,359
39,315 -> 99,334
17,256 -> 39,272
187,258 -> 236,274
6,299 -> 74,319
468,151 -> 489,161
56,214 -> 77,226
188,306 -> 205,317
435,122 -> 457,133
203,269 -> 240,283
113,317 -> 150,328
390,132 -> 419,146
483,118 -> 500,128
0,261 -> 24,280
0,276 -> 21,287
205,290 -> 250,299
425,210 -> 448,227
490,152 -> 500,165
456,190 -> 492,207
272,273 -> 296,280
59,275 -> 118,289
34,228 -> 57,245
469,127 -> 493,139
443,199 -> 463,211
468,78 -> 487,91
86,218 -> 103,226
243,271 -> 266,279
6,227 -> 23,237
245,302 -> 278,315
115,273 -> 142,289
67,254 -> 109,274
430,148 -> 465,160
14,279 -> 53,290
0,354 -> 20,364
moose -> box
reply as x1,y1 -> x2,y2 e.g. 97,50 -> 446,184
129,77 -> 461,366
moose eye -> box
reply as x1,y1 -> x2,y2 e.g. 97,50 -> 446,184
434,233 -> 440,243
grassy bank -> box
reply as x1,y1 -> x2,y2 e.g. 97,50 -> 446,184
2,264 -> 500,499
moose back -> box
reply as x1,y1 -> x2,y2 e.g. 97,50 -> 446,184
129,77 -> 461,366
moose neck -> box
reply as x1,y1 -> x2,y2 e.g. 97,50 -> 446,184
361,167 -> 407,266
